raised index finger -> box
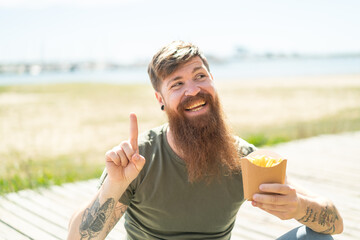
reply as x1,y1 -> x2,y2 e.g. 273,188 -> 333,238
129,112 -> 138,151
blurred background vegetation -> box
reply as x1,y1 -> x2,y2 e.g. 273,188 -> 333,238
1,76 -> 360,194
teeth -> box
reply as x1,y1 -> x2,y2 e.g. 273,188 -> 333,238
186,100 -> 206,110
189,105 -> 204,112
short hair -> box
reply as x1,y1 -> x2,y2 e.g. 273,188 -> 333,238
147,40 -> 210,91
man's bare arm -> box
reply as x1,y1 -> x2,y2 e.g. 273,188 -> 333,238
293,181 -> 343,235
68,113 -> 145,239
78,195 -> 128,239
67,179 -> 128,240
253,179 -> 343,235
104,202 -> 128,236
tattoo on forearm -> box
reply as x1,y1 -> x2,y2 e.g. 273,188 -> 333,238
105,214 -> 117,236
303,208 -> 314,222
79,197 -> 115,239
298,207 -> 312,222
318,206 -> 338,227
105,205 -> 128,236
320,225 -> 336,234
297,205 -> 339,234
311,213 -> 317,222
116,204 -> 128,215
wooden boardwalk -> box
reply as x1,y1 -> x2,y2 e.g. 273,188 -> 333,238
1,131 -> 359,240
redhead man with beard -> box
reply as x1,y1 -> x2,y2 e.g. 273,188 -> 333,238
68,41 -> 343,240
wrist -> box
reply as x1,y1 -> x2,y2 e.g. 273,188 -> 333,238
294,194 -> 308,221
100,177 -> 129,201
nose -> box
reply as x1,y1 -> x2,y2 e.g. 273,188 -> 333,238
184,82 -> 200,96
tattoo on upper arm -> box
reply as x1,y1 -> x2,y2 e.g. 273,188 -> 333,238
79,197 -> 115,240
297,205 -> 339,234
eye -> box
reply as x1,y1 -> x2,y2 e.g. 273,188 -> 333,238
195,73 -> 206,80
170,81 -> 183,89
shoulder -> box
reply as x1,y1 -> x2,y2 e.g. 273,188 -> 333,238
136,124 -> 169,173
98,124 -> 167,189
234,136 -> 257,157
138,124 -> 167,150
126,124 -> 169,193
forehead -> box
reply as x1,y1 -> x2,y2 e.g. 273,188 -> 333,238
163,57 -> 206,81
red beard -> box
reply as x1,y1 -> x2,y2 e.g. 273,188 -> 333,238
166,91 -> 241,183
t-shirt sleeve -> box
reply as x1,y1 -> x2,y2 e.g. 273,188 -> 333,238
234,136 -> 257,157
119,183 -> 134,206
97,168 -> 135,206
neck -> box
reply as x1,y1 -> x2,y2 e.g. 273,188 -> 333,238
166,125 -> 185,159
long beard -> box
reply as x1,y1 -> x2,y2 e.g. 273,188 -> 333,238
166,92 -> 240,183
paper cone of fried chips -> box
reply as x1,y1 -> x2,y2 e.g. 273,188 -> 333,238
240,151 -> 287,201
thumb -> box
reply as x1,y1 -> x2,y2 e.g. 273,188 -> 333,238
131,153 -> 146,172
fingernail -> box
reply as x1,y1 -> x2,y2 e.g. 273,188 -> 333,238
253,194 -> 259,200
134,154 -> 140,161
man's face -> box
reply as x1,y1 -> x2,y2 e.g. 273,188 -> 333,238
155,56 -> 216,120
154,56 -> 240,182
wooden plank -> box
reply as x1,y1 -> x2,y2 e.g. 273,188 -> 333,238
33,187 -> 88,216
60,182 -> 96,199
287,168 -> 360,196
16,189 -> 75,220
0,201 -> 59,240
47,185 -> 92,205
4,192 -> 69,231
71,179 -> 99,194
232,227 -> 274,240
235,203 -> 299,239
107,225 -> 126,240
0,197 -> 67,239
0,220 -> 30,240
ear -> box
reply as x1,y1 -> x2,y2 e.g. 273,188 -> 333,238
155,91 -> 164,106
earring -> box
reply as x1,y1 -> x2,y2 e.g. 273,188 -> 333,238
161,105 -> 164,111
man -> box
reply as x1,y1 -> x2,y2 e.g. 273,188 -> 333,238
68,41 -> 343,239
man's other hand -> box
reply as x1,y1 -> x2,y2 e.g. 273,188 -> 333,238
251,183 -> 302,220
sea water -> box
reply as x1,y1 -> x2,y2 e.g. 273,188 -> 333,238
0,57 -> 359,86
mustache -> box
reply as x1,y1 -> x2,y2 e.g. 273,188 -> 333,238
177,92 -> 214,112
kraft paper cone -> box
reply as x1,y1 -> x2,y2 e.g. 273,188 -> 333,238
241,158 -> 287,201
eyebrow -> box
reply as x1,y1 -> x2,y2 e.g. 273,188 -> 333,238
166,66 -> 205,87
192,66 -> 203,73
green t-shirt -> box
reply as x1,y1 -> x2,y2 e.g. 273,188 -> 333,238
99,124 -> 256,240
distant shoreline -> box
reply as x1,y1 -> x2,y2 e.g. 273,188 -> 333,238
1,57 -> 359,86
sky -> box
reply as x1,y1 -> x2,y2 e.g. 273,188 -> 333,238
0,0 -> 359,63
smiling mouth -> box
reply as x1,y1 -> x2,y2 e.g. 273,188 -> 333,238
185,100 -> 206,112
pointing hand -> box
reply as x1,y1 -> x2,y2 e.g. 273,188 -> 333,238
105,113 -> 146,184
